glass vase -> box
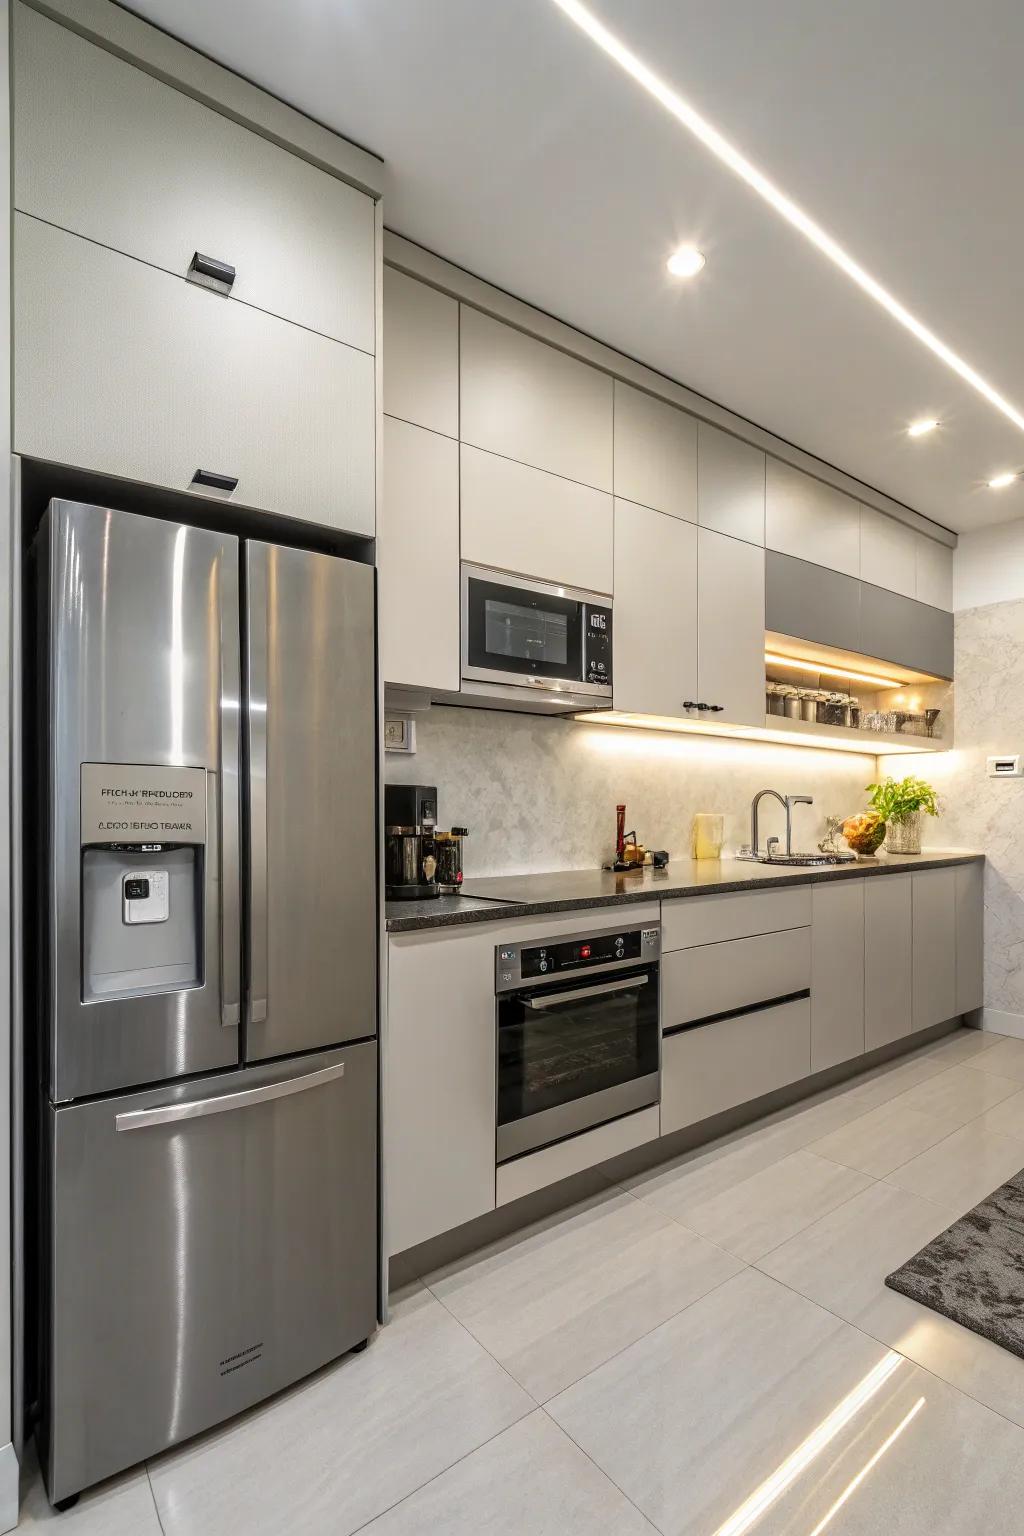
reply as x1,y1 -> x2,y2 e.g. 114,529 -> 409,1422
885,811 -> 922,855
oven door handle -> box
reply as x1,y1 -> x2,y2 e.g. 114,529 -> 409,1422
523,975 -> 650,1009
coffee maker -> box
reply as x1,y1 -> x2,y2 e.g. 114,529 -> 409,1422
385,784 -> 440,900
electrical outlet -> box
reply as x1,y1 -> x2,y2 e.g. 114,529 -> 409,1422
987,754 -> 1022,778
384,715 -> 416,753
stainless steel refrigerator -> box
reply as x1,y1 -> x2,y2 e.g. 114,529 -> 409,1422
33,500 -> 378,1505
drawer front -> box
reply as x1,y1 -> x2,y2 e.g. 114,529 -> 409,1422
15,6 -> 376,353
495,1106 -> 660,1207
661,999 -> 811,1136
662,927 -> 811,1028
662,886 -> 811,951
15,215 -> 375,535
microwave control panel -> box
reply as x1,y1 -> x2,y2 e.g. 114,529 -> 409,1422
583,603 -> 613,688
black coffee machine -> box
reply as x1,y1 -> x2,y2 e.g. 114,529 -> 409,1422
385,784 -> 440,900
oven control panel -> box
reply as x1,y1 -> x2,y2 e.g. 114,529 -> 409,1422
496,923 -> 660,991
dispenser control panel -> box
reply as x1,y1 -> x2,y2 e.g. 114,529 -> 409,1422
122,869 -> 170,925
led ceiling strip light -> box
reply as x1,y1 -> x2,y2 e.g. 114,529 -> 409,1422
551,0 -> 1024,435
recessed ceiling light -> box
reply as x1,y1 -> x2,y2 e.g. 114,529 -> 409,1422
667,244 -> 705,278
988,471 -> 1018,490
907,419 -> 939,438
551,0 -> 1024,435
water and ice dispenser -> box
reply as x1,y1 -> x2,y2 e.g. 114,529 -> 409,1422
79,762 -> 206,1003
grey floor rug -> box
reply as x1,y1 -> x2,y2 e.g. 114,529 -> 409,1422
886,1167 -> 1024,1357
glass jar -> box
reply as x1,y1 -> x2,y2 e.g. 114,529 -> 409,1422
822,692 -> 847,726
766,681 -> 783,716
799,690 -> 817,723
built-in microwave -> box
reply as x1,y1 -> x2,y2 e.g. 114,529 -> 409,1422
461,563 -> 612,710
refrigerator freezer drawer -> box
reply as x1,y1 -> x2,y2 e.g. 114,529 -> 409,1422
44,1042 -> 378,1504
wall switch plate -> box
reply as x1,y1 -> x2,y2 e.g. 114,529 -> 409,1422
384,714 -> 416,753
987,755 -> 1023,778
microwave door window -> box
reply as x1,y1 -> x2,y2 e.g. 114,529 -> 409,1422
484,601 -> 569,666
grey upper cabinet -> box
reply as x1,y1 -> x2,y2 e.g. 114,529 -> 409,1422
382,268 -> 458,438
460,306 -> 613,491
613,381 -> 696,522
15,215 -> 375,534
861,582 -> 954,678
765,551 -> 862,654
697,530 -> 765,727
766,459 -> 861,576
613,499 -> 697,716
698,423 -> 765,545
14,5 -> 376,353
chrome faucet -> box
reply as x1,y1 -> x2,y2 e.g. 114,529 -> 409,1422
750,789 -> 814,858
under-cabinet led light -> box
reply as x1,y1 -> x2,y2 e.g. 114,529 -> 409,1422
573,711 -> 937,755
764,651 -> 903,689
551,0 -> 1024,435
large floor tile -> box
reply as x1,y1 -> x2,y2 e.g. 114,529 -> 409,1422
758,1179 -> 1024,1429
426,1187 -> 741,1401
971,1035 -> 1024,1083
550,1266 -> 1024,1535
889,1063 -> 1021,1124
915,1025 -> 1002,1065
148,1284 -> 532,1536
359,1410 -> 657,1534
678,1149 -> 872,1261
808,1098 -> 961,1177
977,1085 -> 1024,1140
19,1443 -> 162,1534
884,1121 -> 1024,1210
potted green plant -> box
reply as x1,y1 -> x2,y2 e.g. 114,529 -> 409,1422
865,774 -> 939,855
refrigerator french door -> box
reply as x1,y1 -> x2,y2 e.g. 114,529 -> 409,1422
37,501 -> 378,1506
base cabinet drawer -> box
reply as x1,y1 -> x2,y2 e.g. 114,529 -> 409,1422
662,926 -> 810,1028
662,886 -> 811,951
14,214 -> 375,534
661,999 -> 811,1135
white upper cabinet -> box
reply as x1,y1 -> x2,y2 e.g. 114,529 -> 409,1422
916,536 -> 954,611
613,499 -> 697,716
613,381 -> 697,521
697,530 -> 766,727
460,445 -> 613,594
860,505 -> 917,599
460,307 -> 613,490
380,417 -> 460,691
766,459 -> 861,576
383,268 -> 458,438
15,215 -> 375,534
14,5 -> 376,353
698,422 -> 765,545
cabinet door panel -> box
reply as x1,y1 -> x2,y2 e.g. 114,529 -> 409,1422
766,459 -> 861,575
811,880 -> 865,1071
956,862 -> 984,1015
698,422 -> 765,545
861,583 -> 954,678
15,5 -> 375,352
15,216 -> 375,533
917,537 -> 954,611
613,380 -> 696,521
460,445 -> 612,593
612,499 -> 697,715
383,268 -> 458,437
864,874 -> 913,1050
698,529 -> 765,727
460,306 -> 612,490
381,418 -> 459,690
912,869 -> 958,1032
766,551 -> 861,654
860,507 -> 917,598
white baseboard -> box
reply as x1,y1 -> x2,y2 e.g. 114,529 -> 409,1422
0,1441 -> 18,1533
982,1007 -> 1024,1039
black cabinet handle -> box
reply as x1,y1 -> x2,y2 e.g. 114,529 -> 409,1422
709,704 -> 724,712
186,252 -> 236,294
682,700 -> 696,710
191,469 -> 238,494
696,702 -> 711,711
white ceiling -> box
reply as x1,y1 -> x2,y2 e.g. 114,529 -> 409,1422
126,0 -> 1024,535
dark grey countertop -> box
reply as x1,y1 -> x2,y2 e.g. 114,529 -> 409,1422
385,849 -> 984,933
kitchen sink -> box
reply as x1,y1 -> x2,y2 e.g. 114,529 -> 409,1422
741,852 -> 858,867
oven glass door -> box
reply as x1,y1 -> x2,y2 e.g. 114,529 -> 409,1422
496,966 -> 660,1161
465,571 -> 584,686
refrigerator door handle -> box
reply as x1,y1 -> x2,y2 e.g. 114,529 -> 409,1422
219,547 -> 242,1028
115,1060 -> 345,1131
246,545 -> 269,1026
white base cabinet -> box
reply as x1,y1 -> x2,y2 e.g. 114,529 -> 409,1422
912,868 -> 958,1032
864,874 -> 914,1051
661,1000 -> 810,1136
956,862 -> 985,1013
811,879 -> 865,1071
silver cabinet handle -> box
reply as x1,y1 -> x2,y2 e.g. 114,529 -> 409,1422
523,975 -> 649,1010
116,1061 -> 345,1132
245,544 -> 269,1027
219,546 -> 242,1028
186,251 -> 236,294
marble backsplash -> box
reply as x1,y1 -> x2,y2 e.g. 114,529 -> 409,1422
386,706 -> 877,878
882,597 -> 1024,1027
